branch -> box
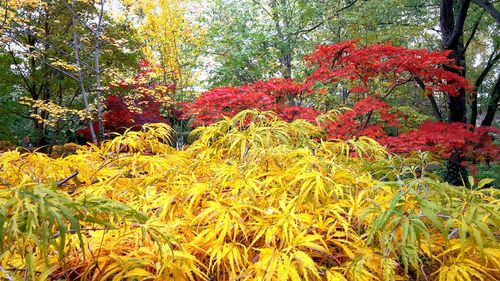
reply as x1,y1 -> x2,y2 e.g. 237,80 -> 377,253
0,265 -> 14,281
288,0 -> 358,37
61,0 -> 95,34
443,0 -> 472,49
4,25 -> 97,71
362,79 -> 413,130
474,48 -> 500,89
56,170 -> 79,187
251,0 -> 274,18
463,11 -> 483,53
415,77 -> 443,121
0,0 -> 8,30
8,48 -> 34,95
472,0 -> 500,24
381,79 -> 413,100
38,57 -> 79,81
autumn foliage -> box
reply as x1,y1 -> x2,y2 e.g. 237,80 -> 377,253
181,41 -> 496,165
304,40 -> 472,96
1,116 -> 499,280
76,42 -> 498,169
185,41 -> 472,125
77,61 -> 173,139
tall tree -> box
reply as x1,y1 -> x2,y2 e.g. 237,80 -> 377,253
70,0 -> 97,144
121,0 -> 204,99
0,0 -> 139,145
439,0 -> 499,123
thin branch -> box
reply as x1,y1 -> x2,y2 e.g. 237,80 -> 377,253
56,171 -> 79,187
415,77 -> 443,121
381,79 -> 413,101
8,48 -> 34,95
463,11 -> 483,53
363,79 -> 413,129
39,58 -> 79,81
0,0 -> 8,30
251,0 -> 274,18
0,265 -> 17,281
288,0 -> 359,37
4,26 -> 97,71
474,48 -> 499,89
61,0 -> 95,33
472,0 -> 500,23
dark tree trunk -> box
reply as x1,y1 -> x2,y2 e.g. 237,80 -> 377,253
471,51 -> 499,126
481,75 -> 500,126
440,0 -> 470,186
440,0 -> 470,123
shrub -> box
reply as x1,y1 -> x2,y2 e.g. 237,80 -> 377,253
0,112 -> 498,280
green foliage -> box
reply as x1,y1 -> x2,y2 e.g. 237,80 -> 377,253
475,163 -> 500,188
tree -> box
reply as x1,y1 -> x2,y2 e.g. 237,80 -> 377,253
120,0 -> 204,98
201,0 -> 361,85
439,0 -> 500,123
95,0 -> 106,140
0,0 -> 139,145
186,41 -> 471,127
70,0 -> 97,144
481,74 -> 500,126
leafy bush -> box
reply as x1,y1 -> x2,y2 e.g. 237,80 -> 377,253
0,112 -> 498,280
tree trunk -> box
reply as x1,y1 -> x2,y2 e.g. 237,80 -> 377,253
271,0 -> 293,79
427,95 -> 443,121
71,0 -> 97,144
439,0 -> 470,186
440,0 -> 470,123
481,74 -> 500,126
95,0 -> 105,141
415,77 -> 443,121
471,50 -> 499,126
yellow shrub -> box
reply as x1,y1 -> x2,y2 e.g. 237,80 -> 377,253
0,111 -> 498,280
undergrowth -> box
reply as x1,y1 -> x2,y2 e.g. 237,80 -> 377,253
0,110 -> 498,280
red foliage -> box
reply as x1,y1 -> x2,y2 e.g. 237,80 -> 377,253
242,78 -> 307,101
304,40 -> 472,97
381,122 -> 500,162
184,86 -> 276,126
321,97 -> 499,164
324,96 -> 399,140
104,95 -> 165,133
77,94 -> 166,140
78,61 -> 172,140
277,106 -> 321,123
184,40 -> 472,127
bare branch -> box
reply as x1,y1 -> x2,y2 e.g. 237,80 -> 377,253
463,11 -> 483,53
288,0 -> 359,37
472,0 -> 500,24
56,171 -> 79,187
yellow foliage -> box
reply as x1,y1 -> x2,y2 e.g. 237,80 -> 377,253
125,0 -> 205,94
20,97 -> 91,127
0,110 -> 498,280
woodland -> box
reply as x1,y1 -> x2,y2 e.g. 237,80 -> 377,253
0,0 -> 499,280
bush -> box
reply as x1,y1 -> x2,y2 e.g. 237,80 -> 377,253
0,112 -> 498,280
